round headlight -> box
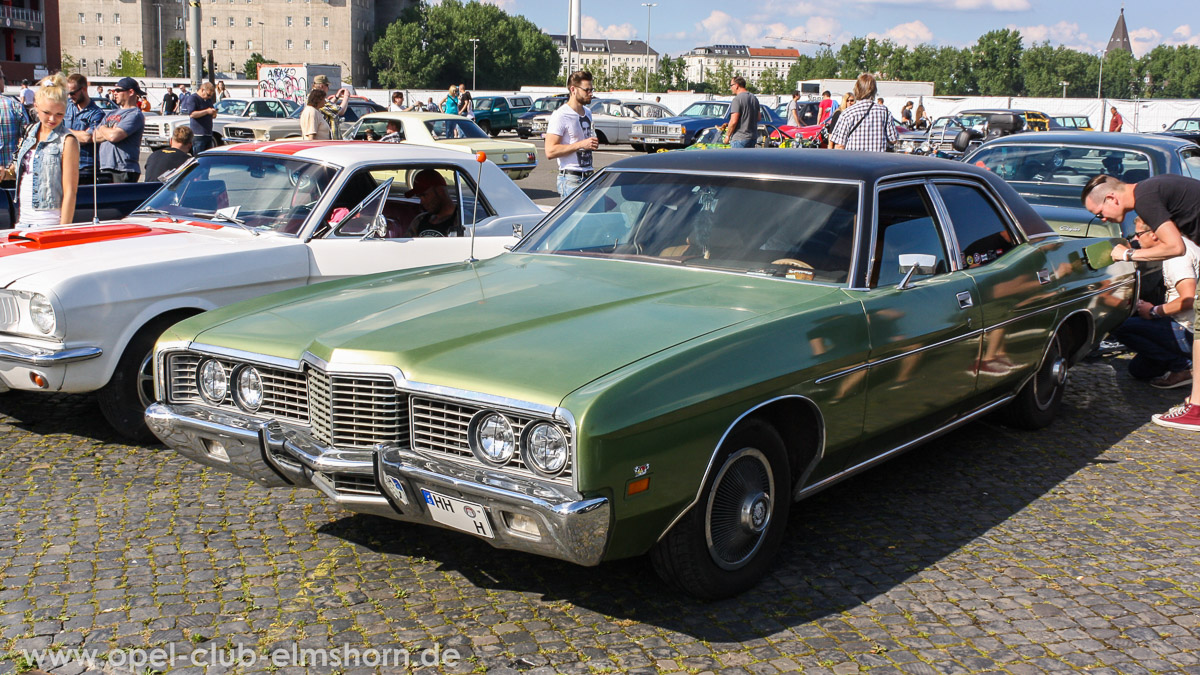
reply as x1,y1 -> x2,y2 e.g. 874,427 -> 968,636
262,131 -> 271,141
197,359 -> 228,404
523,422 -> 568,476
235,366 -> 263,411
470,411 -> 516,465
28,293 -> 55,334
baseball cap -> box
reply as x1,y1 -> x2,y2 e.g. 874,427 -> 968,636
404,170 -> 447,197
115,77 -> 147,96
313,74 -> 331,86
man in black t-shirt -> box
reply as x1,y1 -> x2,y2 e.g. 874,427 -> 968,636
161,88 -> 179,115
144,127 -> 193,182
1083,173 -> 1200,431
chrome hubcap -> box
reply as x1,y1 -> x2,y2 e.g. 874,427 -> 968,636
705,448 -> 774,571
136,352 -> 155,409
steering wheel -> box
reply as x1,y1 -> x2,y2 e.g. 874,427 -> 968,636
289,169 -> 315,190
417,229 -> 444,237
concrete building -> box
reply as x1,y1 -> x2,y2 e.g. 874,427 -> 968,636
683,45 -> 800,86
0,0 -> 60,83
550,35 -> 658,79
59,0 -> 413,85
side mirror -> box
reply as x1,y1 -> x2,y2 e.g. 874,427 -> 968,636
897,253 -> 937,289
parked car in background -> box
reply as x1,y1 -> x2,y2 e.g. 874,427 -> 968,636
773,99 -> 821,127
222,98 -> 385,144
1158,118 -> 1200,145
148,149 -> 1134,599
517,95 -> 568,138
629,100 -> 787,152
1053,116 -> 1094,131
344,112 -> 538,180
470,94 -> 533,137
0,142 -> 543,440
964,131 -> 1200,239
525,99 -> 674,147
143,97 -> 299,148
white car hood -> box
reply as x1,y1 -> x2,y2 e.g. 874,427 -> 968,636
0,219 -> 294,289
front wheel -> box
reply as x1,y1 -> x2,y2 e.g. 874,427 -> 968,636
98,317 -> 185,442
1001,332 -> 1068,429
630,143 -> 645,152
650,419 -> 790,599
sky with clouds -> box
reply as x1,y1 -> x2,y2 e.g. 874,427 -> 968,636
484,0 -> 1198,59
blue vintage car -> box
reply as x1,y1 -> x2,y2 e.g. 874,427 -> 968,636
516,95 -> 568,138
629,100 -> 786,152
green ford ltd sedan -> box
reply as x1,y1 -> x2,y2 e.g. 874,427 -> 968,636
147,150 -> 1136,598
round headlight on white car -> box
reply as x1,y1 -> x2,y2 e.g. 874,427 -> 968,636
234,366 -> 263,411
28,293 -> 56,334
469,411 -> 516,465
198,359 -> 228,404
523,422 -> 569,476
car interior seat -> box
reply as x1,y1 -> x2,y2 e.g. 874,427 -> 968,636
179,180 -> 228,210
1123,169 -> 1150,183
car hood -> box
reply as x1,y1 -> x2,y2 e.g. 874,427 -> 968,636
434,139 -> 536,155
224,118 -> 299,131
0,219 -> 279,288
189,254 -> 840,407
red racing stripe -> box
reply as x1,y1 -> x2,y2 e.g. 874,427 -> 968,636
0,223 -> 181,257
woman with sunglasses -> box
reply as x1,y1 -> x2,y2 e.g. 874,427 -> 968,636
0,73 -> 79,228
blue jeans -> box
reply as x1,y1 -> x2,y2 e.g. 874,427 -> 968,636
1109,316 -> 1193,378
192,135 -> 215,155
556,172 -> 585,198
729,135 -> 756,148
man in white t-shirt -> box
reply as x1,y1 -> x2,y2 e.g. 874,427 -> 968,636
544,70 -> 599,199
1110,216 -> 1198,389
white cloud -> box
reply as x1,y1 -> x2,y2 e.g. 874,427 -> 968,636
865,20 -> 933,46
1129,27 -> 1164,55
1173,25 -> 1192,39
581,15 -> 637,40
693,11 -> 840,50
841,0 -> 1029,9
1009,21 -> 1095,52
478,0 -> 514,9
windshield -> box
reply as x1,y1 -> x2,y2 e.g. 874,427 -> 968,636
1168,119 -> 1200,132
139,154 -> 339,234
516,171 -> 859,283
954,113 -> 989,129
969,144 -> 1151,203
680,102 -> 730,118
533,98 -> 565,113
425,118 -> 489,139
215,99 -> 248,116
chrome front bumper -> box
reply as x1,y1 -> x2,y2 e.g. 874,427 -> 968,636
145,402 -> 611,566
0,342 -> 102,366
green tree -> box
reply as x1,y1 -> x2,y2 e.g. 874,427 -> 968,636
971,29 -> 1023,95
243,53 -> 278,81
756,67 -> 788,94
704,60 -> 736,92
60,51 -> 78,74
163,39 -> 188,78
371,0 -> 559,89
108,49 -> 146,77
653,56 -> 687,91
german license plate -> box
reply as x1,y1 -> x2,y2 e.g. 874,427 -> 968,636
420,488 -> 494,538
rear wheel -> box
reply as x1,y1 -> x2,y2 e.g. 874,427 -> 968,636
595,130 -> 609,145
643,144 -> 657,153
650,419 -> 790,599
630,143 -> 645,152
98,315 -> 192,442
1001,332 -> 1068,429
478,121 -> 492,136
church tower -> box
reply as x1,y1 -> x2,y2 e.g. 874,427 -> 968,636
1106,8 -> 1133,54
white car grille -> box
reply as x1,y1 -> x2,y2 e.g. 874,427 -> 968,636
0,295 -> 18,329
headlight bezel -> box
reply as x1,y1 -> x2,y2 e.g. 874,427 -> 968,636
27,293 -> 56,334
468,410 -> 517,466
233,365 -> 264,412
197,358 -> 229,404
522,421 -> 569,477
0,289 -> 63,339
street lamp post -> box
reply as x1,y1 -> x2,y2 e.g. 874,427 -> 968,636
469,38 -> 480,91
1059,80 -> 1069,98
641,3 -> 656,95
258,21 -> 265,59
1097,49 -> 1107,99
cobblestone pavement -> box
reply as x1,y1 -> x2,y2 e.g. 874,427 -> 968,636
1,356 -> 1198,675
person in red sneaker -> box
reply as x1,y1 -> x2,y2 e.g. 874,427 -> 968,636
1085,173 -> 1200,430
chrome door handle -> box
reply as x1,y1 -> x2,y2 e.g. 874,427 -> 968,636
957,291 -> 973,309
1038,269 -> 1052,285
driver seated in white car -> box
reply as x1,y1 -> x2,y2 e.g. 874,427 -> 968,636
406,169 -> 462,237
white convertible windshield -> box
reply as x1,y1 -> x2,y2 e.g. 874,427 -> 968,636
516,171 -> 859,284
139,154 -> 338,234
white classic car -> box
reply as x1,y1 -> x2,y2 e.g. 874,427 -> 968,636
0,141 -> 544,439
343,112 -> 538,180
528,99 -> 674,145
143,98 -> 300,148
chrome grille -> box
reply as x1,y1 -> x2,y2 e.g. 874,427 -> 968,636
226,127 -> 255,139
326,472 -> 382,497
634,124 -> 671,135
307,369 -> 406,449
0,294 -> 19,328
165,353 -> 309,424
410,396 -> 572,482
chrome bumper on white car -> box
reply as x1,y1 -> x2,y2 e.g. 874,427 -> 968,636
145,402 -> 611,566
0,343 -> 102,366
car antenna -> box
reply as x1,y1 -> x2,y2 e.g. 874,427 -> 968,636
466,151 -> 485,263
92,138 -> 99,224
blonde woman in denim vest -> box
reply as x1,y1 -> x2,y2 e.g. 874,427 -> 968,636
1,73 -> 79,228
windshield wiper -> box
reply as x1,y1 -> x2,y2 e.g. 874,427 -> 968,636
196,206 -> 259,236
131,207 -> 176,220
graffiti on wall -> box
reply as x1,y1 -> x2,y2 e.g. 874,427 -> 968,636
258,66 -> 307,102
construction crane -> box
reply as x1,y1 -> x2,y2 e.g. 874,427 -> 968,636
767,35 -> 834,48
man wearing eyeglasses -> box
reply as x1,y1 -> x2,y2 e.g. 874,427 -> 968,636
93,77 -> 146,184
64,73 -> 105,183
545,70 -> 598,198
0,69 -> 25,173
1084,173 -> 1200,430
1109,217 -> 1198,393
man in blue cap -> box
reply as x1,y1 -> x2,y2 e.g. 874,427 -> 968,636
93,77 -> 146,183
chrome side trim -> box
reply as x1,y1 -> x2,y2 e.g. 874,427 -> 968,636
792,394 -> 1016,501
984,276 -> 1133,334
0,343 -> 102,366
655,394 -> 825,543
